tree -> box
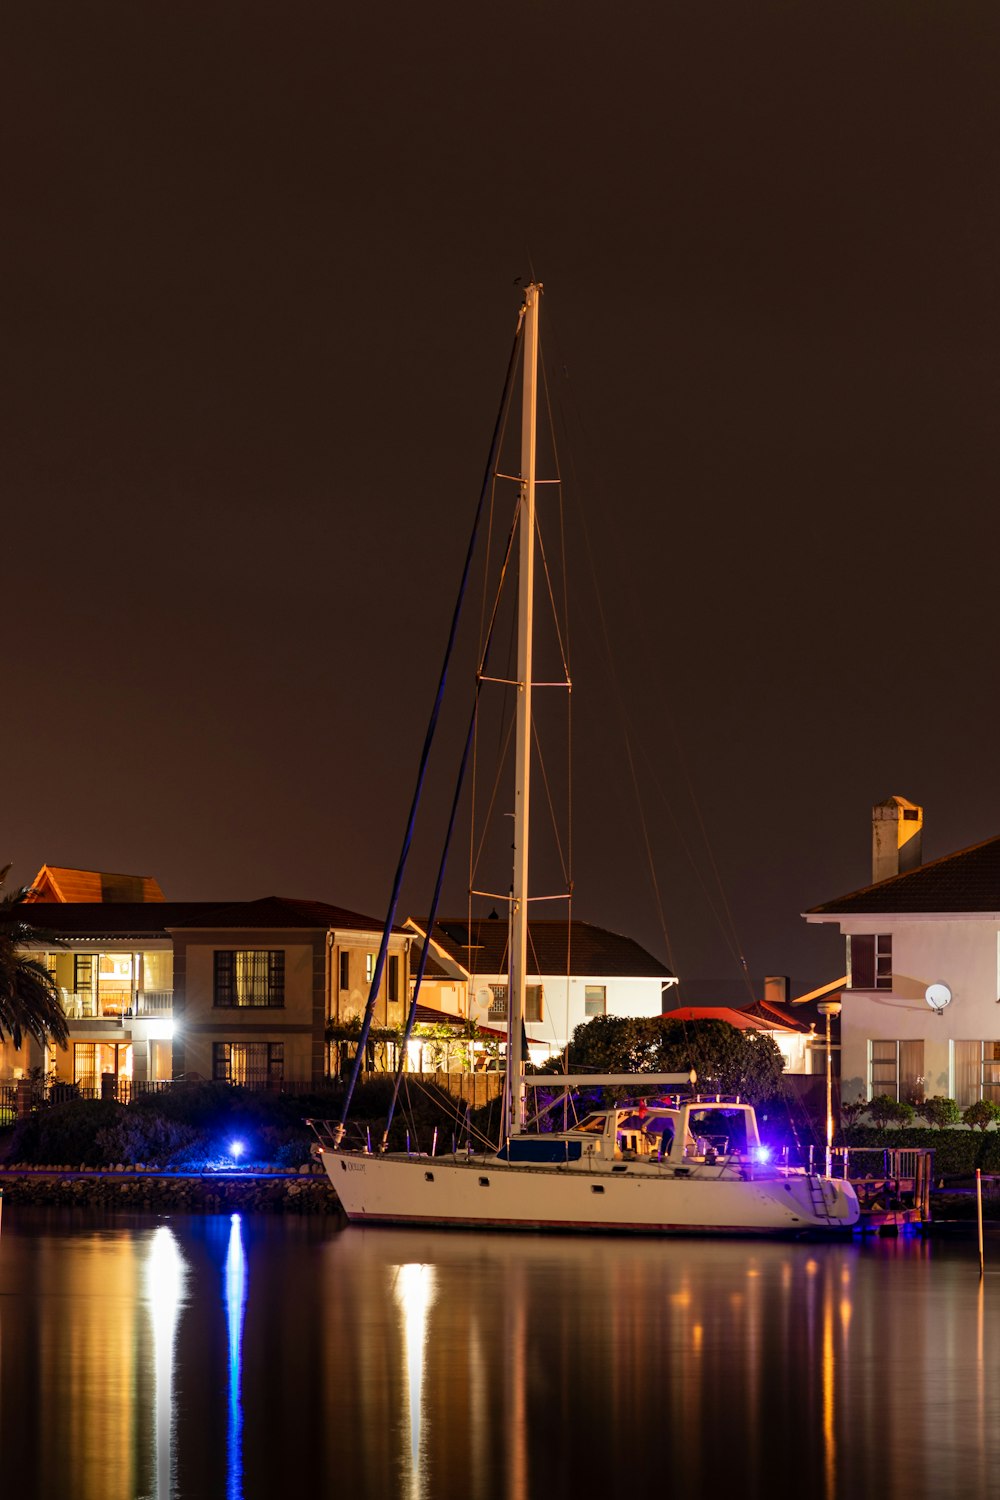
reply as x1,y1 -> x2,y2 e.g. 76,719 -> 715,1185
0,867 -> 69,1050
962,1099 -> 1000,1132
920,1096 -> 962,1130
564,1015 -> 784,1107
651,1019 -> 784,1105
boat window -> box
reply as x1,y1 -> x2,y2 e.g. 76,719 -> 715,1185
573,1115 -> 610,1133
688,1109 -> 749,1155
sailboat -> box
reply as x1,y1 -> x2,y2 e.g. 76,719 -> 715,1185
311,284 -> 860,1237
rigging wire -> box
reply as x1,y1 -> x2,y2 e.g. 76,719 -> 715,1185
334,306 -> 526,1140
540,302 -> 754,996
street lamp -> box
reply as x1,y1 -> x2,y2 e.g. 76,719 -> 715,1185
818,1000 -> 842,1176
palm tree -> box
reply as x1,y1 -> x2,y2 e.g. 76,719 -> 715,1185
0,865 -> 70,1049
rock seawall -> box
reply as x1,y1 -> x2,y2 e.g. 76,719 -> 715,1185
0,1168 -> 341,1215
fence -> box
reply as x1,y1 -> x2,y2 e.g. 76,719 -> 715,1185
58,990 -> 174,1020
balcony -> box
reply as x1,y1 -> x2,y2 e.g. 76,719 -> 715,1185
60,990 -> 174,1021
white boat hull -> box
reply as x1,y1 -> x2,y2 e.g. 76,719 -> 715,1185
319,1149 -> 860,1236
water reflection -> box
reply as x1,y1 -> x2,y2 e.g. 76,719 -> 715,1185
146,1225 -> 186,1499
225,1215 -> 247,1500
1,1213 -> 999,1500
392,1262 -> 436,1498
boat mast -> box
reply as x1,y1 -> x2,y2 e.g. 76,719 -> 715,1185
508,281 -> 541,1135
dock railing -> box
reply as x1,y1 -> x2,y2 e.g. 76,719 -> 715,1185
832,1145 -> 935,1221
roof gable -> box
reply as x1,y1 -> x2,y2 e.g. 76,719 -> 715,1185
406,917 -> 673,980
26,866 -> 165,903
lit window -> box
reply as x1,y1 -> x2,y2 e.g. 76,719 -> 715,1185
214,951 -> 285,1008
213,1042 -> 284,1085
365,953 -> 375,985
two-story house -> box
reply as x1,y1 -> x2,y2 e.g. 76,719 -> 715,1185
403,914 -> 676,1061
5,868 -> 410,1092
805,797 -> 1000,1108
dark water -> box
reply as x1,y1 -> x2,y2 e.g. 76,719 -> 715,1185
1,1207 -> 998,1500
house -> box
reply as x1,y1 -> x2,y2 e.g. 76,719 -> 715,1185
4,869 -> 410,1092
805,796 -> 1000,1108
403,914 -> 676,1061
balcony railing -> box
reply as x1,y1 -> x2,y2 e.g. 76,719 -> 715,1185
59,990 -> 173,1021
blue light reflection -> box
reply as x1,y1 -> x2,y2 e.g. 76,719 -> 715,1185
225,1213 -> 248,1500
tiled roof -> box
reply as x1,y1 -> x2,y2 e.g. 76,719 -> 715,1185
666,1006 -> 800,1034
739,999 -> 815,1035
15,896 -> 389,939
409,916 -> 672,980
15,903 -> 208,938
807,834 -> 1000,915
166,896 -> 390,931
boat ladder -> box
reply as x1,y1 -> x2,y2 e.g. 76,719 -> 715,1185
808,1176 -> 835,1222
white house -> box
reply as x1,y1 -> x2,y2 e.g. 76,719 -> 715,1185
404,915 -> 676,1061
804,796 -> 1000,1108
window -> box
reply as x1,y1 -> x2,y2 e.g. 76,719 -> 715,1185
388,954 -> 399,1003
214,951 -> 285,1008
340,951 -> 350,990
954,1041 -> 1000,1109
488,983 -> 508,1020
585,985 -> 607,1018
74,1043 -> 98,1090
213,1042 -> 284,1086
870,1039 -> 924,1103
365,953 -> 375,985
849,934 -> 892,990
74,1042 -> 132,1092
487,984 -> 543,1022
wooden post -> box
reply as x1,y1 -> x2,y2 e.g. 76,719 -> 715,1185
977,1168 -> 985,1277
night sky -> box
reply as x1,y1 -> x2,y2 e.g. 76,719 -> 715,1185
6,4 -> 999,1001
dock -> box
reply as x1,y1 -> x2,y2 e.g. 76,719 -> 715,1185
832,1146 -> 935,1235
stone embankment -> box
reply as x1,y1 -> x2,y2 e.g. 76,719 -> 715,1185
0,1164 -> 342,1214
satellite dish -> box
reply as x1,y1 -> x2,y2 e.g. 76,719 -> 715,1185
925,983 -> 952,1013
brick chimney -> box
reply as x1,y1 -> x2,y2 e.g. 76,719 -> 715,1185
872,795 -> 923,883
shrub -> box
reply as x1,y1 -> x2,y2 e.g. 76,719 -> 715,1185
963,1099 -> 1000,1132
920,1096 -> 962,1129
94,1114 -> 203,1166
7,1098 -> 125,1167
868,1095 -> 915,1132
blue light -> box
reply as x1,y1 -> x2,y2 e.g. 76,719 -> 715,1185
753,1144 -> 772,1164
230,1139 -> 245,1160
